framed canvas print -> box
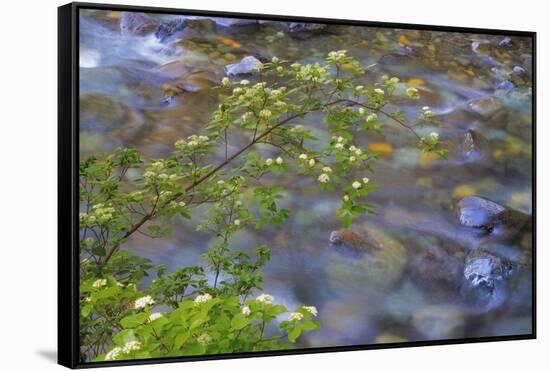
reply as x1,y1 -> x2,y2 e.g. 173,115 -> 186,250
58,2 -> 536,368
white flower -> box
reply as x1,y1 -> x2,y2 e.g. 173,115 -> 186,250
343,195 -> 350,202
234,219 -> 241,226
352,181 -> 362,189
276,157 -> 283,165
335,143 -> 344,149
187,140 -> 198,147
123,340 -> 142,353
422,106 -> 430,111
197,333 -> 212,345
355,85 -> 364,91
259,109 -> 272,119
406,87 -> 419,98
355,149 -> 363,156
175,139 -> 186,150
235,200 -> 242,207
105,347 -> 123,360
221,77 -> 230,87
337,136 -> 344,143
134,295 -> 155,310
374,88 -> 385,95
308,159 -> 316,167
366,113 -> 378,123
265,158 -> 274,166
149,312 -> 163,321
292,124 -> 304,132
358,107 -> 366,115
194,293 -> 213,305
349,156 -> 356,162
322,166 -> 332,173
362,177 -> 370,184
92,278 -> 107,288
240,79 -> 250,85
349,145 -> 357,151
233,87 -> 243,94
389,77 -> 400,84
242,306 -> 251,316
299,153 -> 308,160
198,135 -> 209,142
430,132 -> 439,140
217,180 -> 225,185
289,312 -> 304,321
256,293 -> 274,304
318,174 -> 330,183
179,201 -> 186,207
276,66 -> 283,73
302,306 -> 318,317
271,56 -> 279,63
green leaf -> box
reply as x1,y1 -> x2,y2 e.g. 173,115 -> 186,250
287,326 -> 302,343
120,312 -> 149,329
230,314 -> 250,330
183,343 -> 206,356
112,329 -> 136,346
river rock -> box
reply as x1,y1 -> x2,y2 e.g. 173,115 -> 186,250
455,196 -> 506,228
120,12 -> 159,36
155,18 -> 187,42
457,129 -> 489,162
327,226 -> 407,291
464,249 -> 513,293
288,22 -> 327,35
225,55 -> 262,76
412,305 -> 466,339
214,18 -> 258,27
466,96 -> 504,119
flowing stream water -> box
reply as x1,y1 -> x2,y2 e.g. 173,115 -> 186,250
79,9 -> 533,347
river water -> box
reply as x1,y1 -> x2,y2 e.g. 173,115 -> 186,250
79,9 -> 533,348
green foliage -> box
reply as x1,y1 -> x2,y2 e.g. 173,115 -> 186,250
93,294 -> 319,361
78,50 -> 445,362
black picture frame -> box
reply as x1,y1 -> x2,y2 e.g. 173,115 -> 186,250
58,2 -> 537,368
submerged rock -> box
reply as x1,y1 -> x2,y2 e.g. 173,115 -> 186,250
288,22 -> 327,37
327,227 -> 407,291
120,12 -> 159,36
466,96 -> 504,118
464,249 -> 513,293
225,55 -> 262,76
458,129 -> 489,162
154,18 -> 187,42
214,18 -> 258,27
455,196 -> 506,228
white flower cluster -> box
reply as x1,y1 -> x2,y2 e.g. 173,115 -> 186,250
318,173 -> 330,183
194,293 -> 213,305
266,157 -> 283,166
105,340 -> 142,360
288,312 -> 304,321
294,63 -> 328,83
382,75 -> 400,87
242,306 -> 251,316
259,109 -> 272,119
134,295 -> 155,310
430,132 -> 439,140
256,293 -> 274,304
373,88 -> 385,96
406,87 -> 419,99
197,333 -> 212,345
92,278 -> 107,288
149,312 -> 163,321
303,306 -> 318,316
80,203 -> 116,226
175,135 -> 209,151
332,136 -> 346,150
326,50 -> 348,64
221,77 -> 230,87
422,106 -> 435,119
